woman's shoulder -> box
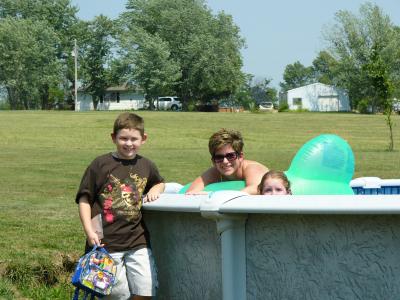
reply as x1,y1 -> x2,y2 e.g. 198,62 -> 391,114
242,159 -> 268,172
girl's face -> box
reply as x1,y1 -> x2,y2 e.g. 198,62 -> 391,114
261,178 -> 289,195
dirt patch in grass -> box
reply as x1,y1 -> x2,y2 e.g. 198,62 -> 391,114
3,252 -> 80,289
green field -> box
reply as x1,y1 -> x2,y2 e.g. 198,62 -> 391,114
0,110 -> 399,299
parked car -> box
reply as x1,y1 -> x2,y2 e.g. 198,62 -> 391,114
393,100 -> 400,114
156,96 -> 182,111
259,101 -> 274,111
144,96 -> 182,111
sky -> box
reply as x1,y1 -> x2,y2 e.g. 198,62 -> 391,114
70,0 -> 400,88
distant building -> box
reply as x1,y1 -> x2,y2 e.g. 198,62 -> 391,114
0,86 -> 7,102
76,83 -> 145,111
287,83 -> 350,112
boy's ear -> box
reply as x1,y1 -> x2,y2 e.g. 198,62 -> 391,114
238,151 -> 244,159
141,133 -> 148,144
111,133 -> 116,143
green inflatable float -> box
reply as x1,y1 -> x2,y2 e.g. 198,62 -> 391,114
179,134 -> 355,195
179,180 -> 245,194
285,134 -> 354,195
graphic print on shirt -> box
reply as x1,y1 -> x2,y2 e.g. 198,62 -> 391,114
100,173 -> 148,223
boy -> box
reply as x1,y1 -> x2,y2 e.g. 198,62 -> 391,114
76,112 -> 165,300
186,128 -> 268,195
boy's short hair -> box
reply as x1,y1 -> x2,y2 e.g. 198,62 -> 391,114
208,128 -> 244,156
113,112 -> 144,136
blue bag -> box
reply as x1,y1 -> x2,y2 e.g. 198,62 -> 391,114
71,246 -> 117,300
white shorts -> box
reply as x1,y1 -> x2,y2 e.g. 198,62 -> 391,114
104,247 -> 158,299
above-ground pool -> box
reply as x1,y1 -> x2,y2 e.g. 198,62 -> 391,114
143,186 -> 400,300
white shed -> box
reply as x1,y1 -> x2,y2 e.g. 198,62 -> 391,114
0,86 -> 7,104
287,83 -> 350,112
76,84 -> 146,111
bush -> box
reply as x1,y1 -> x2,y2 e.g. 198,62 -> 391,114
0,101 -> 10,110
247,102 -> 257,112
278,103 -> 289,112
357,99 -> 370,114
295,106 -> 309,112
187,103 -> 196,111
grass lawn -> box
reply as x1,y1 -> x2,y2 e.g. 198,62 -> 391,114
0,110 -> 399,299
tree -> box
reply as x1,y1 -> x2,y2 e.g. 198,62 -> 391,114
79,15 -> 115,110
0,17 -> 61,109
392,25 -> 400,99
231,74 -> 256,111
120,27 -> 180,108
322,3 -> 400,111
312,51 -> 338,85
265,86 -> 278,105
0,0 -> 79,109
106,58 -> 132,87
363,46 -> 395,150
280,61 -> 314,92
119,0 -> 245,108
249,78 -> 277,104
322,3 -> 400,150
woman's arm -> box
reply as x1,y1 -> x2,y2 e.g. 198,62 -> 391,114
185,167 -> 220,194
242,162 -> 269,195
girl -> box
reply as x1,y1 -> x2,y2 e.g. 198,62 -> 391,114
258,170 -> 291,195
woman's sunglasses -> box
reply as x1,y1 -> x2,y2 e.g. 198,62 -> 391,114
212,152 -> 239,163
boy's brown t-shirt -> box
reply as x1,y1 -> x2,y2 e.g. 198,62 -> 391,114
76,153 -> 164,253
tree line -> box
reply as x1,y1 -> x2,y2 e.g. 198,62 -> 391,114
0,1 -> 399,116
280,3 -> 400,115
278,2 -> 400,150
0,0 -> 249,110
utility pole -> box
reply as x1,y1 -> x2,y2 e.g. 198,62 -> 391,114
74,39 -> 78,111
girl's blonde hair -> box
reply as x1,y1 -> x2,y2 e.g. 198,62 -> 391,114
258,170 -> 291,194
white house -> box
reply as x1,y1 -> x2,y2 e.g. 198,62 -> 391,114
76,84 -> 146,111
287,83 -> 350,112
0,86 -> 7,105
